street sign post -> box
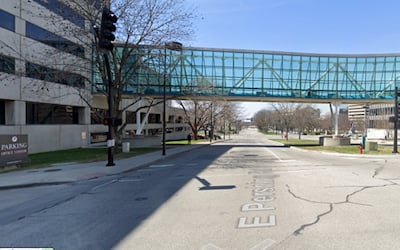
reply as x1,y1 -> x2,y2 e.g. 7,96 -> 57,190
0,135 -> 29,166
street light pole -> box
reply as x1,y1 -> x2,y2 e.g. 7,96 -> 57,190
393,87 -> 399,153
162,46 -> 167,155
162,41 -> 183,156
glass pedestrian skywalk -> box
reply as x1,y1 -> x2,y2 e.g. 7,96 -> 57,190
114,47 -> 400,103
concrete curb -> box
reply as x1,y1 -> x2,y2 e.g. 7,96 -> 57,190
0,143 -> 211,190
0,182 -> 73,191
290,145 -> 400,158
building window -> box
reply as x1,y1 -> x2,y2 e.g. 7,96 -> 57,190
26,102 -> 79,124
0,100 -> 5,125
25,22 -> 85,58
32,0 -> 85,28
91,108 -> 107,124
0,54 -> 15,74
175,116 -> 183,123
0,9 -> 14,31
126,111 -> 136,124
148,128 -> 161,135
26,62 -> 85,87
148,113 -> 161,123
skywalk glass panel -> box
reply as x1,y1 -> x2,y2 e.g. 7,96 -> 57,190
96,45 -> 400,101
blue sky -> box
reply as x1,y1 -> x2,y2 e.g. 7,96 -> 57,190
186,0 -> 400,117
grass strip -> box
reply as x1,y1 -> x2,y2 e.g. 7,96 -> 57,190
271,139 -> 394,155
166,139 -> 209,145
272,139 -> 320,146
20,147 -> 159,169
302,145 -> 394,154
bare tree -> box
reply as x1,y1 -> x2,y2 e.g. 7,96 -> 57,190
9,0 -> 195,149
178,100 -> 211,139
271,103 -> 299,140
253,109 -> 273,132
178,100 -> 242,140
294,105 -> 321,139
213,102 -> 241,137
321,111 -> 351,134
94,0 -> 195,146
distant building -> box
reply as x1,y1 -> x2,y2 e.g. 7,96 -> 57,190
368,104 -> 393,130
348,103 -> 395,138
348,104 -> 369,133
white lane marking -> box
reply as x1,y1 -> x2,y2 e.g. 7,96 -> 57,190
149,164 -> 175,168
91,179 -> 118,191
118,179 -> 142,182
266,148 -> 282,162
137,168 -> 156,172
201,239 -> 275,250
199,174 -> 249,178
201,243 -> 223,250
277,159 -> 297,163
273,167 -> 326,173
250,239 -> 276,250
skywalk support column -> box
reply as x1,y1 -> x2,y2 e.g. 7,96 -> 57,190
334,102 -> 340,136
324,102 -> 350,147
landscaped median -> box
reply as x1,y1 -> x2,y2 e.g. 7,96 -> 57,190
270,139 -> 395,155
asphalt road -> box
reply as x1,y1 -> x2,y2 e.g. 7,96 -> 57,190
0,128 -> 400,250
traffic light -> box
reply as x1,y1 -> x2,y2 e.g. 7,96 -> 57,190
103,117 -> 111,126
99,8 -> 118,50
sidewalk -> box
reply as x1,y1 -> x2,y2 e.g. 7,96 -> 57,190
0,143 -> 208,190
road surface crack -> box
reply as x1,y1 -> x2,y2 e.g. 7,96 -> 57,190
293,203 -> 333,236
287,163 -> 398,236
32,194 -> 81,215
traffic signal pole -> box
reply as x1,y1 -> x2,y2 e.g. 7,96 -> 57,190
104,52 -> 115,166
98,7 -> 118,166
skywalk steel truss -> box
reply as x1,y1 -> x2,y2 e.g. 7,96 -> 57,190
118,47 -> 400,103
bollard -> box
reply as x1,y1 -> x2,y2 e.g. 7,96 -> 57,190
359,144 -> 363,154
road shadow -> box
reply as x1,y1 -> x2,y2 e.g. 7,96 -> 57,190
8,143 -> 284,249
195,176 -> 236,190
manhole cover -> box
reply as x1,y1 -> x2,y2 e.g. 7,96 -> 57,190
44,169 -> 62,172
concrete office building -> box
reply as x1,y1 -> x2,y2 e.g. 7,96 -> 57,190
348,104 -> 369,131
0,1 -> 188,153
348,103 -> 396,130
348,103 -> 397,139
